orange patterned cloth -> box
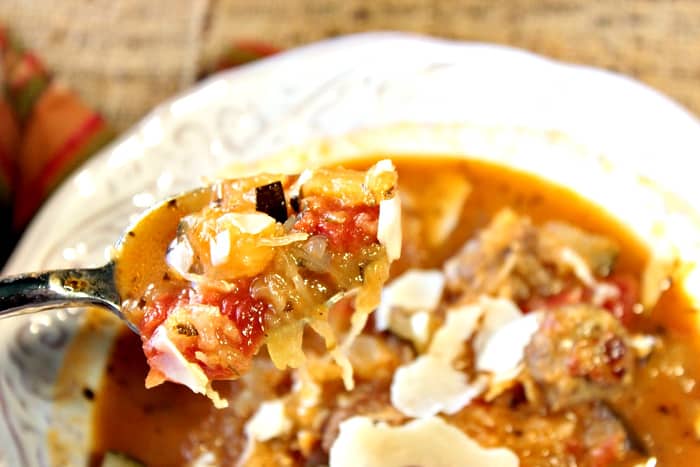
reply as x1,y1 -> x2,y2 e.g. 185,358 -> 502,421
0,27 -> 279,265
0,26 -> 114,234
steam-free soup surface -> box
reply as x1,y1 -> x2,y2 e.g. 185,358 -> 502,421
90,157 -> 700,466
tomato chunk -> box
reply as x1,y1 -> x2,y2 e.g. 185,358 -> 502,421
293,197 -> 379,253
141,279 -> 270,380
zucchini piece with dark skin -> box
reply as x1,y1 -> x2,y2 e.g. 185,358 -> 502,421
255,181 -> 288,223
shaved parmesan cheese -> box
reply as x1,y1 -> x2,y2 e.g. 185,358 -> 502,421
245,399 -> 293,442
209,230 -> 230,266
329,416 -> 519,467
288,169 -> 313,200
477,311 -> 543,383
147,327 -> 227,408
472,297 -> 523,356
428,302 -> 484,360
391,296 -> 539,417
217,212 -> 276,234
378,195 -> 402,261
391,303 -> 484,417
166,237 -> 194,276
409,310 -> 432,347
375,269 -> 445,332
392,356 -> 486,417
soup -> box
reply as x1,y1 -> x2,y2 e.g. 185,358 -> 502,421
90,156 -> 700,466
114,161 -> 400,407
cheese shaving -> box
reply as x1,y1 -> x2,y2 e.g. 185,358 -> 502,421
409,310 -> 432,347
209,230 -> 230,266
391,296 -> 542,417
391,302 -> 484,417
477,311 -> 543,383
375,269 -> 445,332
392,356 -> 486,417
329,416 -> 519,467
244,399 -> 293,442
472,297 -> 523,357
378,195 -> 402,262
166,237 -> 194,276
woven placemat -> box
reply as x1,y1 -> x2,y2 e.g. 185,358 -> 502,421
0,0 -> 207,131
2,0 -> 699,131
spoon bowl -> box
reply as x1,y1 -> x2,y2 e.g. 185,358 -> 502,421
0,186 -> 213,333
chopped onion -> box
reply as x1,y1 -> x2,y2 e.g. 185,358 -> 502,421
258,232 -> 309,247
166,237 -> 194,276
293,235 -> 330,272
329,416 -> 519,467
244,399 -> 292,442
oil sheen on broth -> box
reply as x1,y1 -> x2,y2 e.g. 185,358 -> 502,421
90,156 -> 700,467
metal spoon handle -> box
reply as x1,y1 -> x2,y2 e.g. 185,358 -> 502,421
0,263 -> 120,319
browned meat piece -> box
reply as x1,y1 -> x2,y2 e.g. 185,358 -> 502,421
444,209 -> 558,302
443,209 -> 618,304
568,402 -> 638,467
444,394 -> 643,466
524,305 -> 635,411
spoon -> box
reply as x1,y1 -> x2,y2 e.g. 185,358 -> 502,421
0,186 -> 213,333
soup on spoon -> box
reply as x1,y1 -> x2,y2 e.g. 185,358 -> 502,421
0,160 -> 402,408
113,159 -> 401,407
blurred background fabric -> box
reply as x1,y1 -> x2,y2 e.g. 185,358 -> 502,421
0,0 -> 698,266
1,0 -> 699,132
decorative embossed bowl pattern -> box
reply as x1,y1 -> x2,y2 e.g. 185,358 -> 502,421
2,33 -> 700,466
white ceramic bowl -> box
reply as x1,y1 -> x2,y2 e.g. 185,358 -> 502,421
2,32 -> 700,467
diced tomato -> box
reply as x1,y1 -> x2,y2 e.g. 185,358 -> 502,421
195,279 -> 269,357
140,292 -> 180,339
141,278 -> 270,367
219,293 -> 268,355
293,197 -> 379,252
